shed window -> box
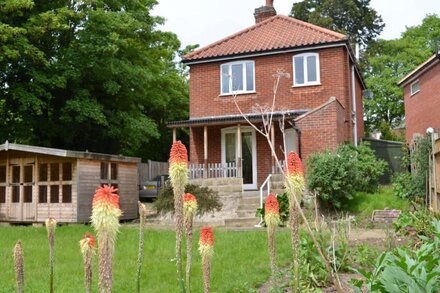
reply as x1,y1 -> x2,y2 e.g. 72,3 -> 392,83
0,166 -> 5,182
24,166 -> 33,183
62,185 -> 72,203
12,166 -> 20,183
50,163 -> 59,181
410,80 -> 420,96
12,186 -> 19,203
24,186 -> 32,203
0,186 -> 5,203
50,185 -> 59,203
101,162 -> 109,180
39,186 -> 48,203
293,53 -> 320,86
39,164 -> 48,181
221,61 -> 255,95
62,163 -> 72,181
111,163 -> 118,180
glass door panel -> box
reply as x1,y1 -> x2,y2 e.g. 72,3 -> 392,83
242,132 -> 253,185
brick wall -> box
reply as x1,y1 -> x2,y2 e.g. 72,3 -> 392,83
404,62 -> 440,142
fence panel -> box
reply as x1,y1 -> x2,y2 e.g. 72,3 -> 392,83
138,160 -> 169,182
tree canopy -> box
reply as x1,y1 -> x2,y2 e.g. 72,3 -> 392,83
0,0 -> 188,161
290,0 -> 384,48
363,14 -> 440,134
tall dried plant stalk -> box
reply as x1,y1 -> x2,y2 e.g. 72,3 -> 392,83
169,141 -> 189,291
91,185 -> 122,293
136,201 -> 148,293
45,217 -> 57,293
80,232 -> 96,293
233,72 -> 344,292
183,193 -> 198,292
13,240 -> 24,293
199,227 -> 214,293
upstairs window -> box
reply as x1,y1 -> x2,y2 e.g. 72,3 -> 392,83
293,53 -> 320,86
221,61 -> 255,95
410,80 -> 420,96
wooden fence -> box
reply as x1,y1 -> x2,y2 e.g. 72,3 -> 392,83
429,133 -> 440,213
138,160 -> 169,182
189,162 -> 237,179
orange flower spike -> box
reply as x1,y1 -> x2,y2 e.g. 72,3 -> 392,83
285,151 -> 305,196
183,193 -> 198,219
286,151 -> 304,177
169,140 -> 189,166
199,226 -> 215,257
264,193 -> 280,228
80,232 -> 96,254
92,185 -> 120,210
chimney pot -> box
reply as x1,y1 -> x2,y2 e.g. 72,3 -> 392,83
254,1 -> 276,24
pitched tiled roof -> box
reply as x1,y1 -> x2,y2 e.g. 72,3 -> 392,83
183,15 -> 347,63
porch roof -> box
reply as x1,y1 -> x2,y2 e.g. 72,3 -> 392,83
0,141 -> 141,163
167,109 -> 310,128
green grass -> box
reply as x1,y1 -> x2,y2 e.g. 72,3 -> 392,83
345,185 -> 411,219
0,225 -> 292,292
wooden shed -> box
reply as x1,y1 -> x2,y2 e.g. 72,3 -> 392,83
0,142 -> 141,223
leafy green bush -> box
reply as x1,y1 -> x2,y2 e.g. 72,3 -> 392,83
154,183 -> 222,216
352,219 -> 440,293
255,192 -> 289,226
307,143 -> 387,209
393,209 -> 439,238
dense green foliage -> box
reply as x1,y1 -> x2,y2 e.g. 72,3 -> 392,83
290,0 -> 384,47
392,136 -> 431,202
0,0 -> 188,160
154,183 -> 222,216
364,15 -> 440,133
256,192 -> 290,226
353,219 -> 440,293
307,143 -> 387,209
394,209 -> 440,238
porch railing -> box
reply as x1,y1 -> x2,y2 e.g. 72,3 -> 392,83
189,162 -> 238,179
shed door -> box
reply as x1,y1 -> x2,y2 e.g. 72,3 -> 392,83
9,159 -> 35,222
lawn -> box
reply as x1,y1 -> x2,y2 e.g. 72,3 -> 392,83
345,185 -> 410,219
0,225 -> 292,292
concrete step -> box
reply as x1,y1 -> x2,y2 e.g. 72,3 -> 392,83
239,196 -> 261,205
236,211 -> 258,218
224,217 -> 260,228
237,204 -> 260,212
241,190 -> 260,197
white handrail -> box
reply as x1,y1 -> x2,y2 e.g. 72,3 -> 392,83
255,174 -> 272,227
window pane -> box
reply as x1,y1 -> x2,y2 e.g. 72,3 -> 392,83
39,186 -> 48,203
231,64 -> 243,91
0,166 -> 5,183
411,81 -> 420,94
246,62 -> 254,91
12,166 -> 20,183
24,166 -> 33,183
12,186 -> 19,203
0,186 -> 5,203
307,55 -> 317,82
50,185 -> 59,203
225,133 -> 236,163
294,56 -> 304,84
39,164 -> 48,181
101,162 -> 108,180
62,185 -> 72,203
111,163 -> 118,180
62,163 -> 72,181
50,163 -> 59,181
24,186 -> 32,203
221,65 -> 230,94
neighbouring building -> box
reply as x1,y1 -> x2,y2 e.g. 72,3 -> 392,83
398,52 -> 440,143
168,1 -> 365,190
0,142 -> 140,223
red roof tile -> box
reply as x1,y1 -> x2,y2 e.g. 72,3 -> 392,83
183,15 -> 347,62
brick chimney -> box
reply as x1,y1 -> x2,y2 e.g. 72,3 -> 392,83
254,0 -> 277,24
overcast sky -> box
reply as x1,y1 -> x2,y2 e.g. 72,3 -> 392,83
152,0 -> 440,48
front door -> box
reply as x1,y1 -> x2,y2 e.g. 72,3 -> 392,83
222,127 -> 257,190
9,159 -> 35,222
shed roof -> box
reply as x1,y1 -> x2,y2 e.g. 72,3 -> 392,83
183,15 -> 347,63
0,142 -> 141,163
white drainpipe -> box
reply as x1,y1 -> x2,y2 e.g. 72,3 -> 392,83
351,65 -> 358,146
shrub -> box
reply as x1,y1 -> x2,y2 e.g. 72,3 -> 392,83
307,143 -> 387,209
154,183 -> 222,216
255,192 -> 290,226
393,209 -> 439,238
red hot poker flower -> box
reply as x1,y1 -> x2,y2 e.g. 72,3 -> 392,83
199,226 -> 214,247
81,232 -> 96,250
92,185 -> 120,209
286,152 -> 303,176
265,193 -> 280,216
169,140 -> 188,166
183,193 -> 197,203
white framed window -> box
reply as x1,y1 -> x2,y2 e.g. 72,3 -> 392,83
293,53 -> 320,87
220,61 -> 255,95
410,80 -> 420,96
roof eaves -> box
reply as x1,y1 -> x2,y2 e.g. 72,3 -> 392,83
398,54 -> 439,86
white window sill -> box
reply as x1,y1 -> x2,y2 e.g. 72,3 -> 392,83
219,91 -> 256,97
292,82 -> 321,88
410,90 -> 420,97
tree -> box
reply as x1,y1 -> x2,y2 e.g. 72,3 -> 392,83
0,0 -> 188,161
290,0 -> 384,48
363,14 -> 440,134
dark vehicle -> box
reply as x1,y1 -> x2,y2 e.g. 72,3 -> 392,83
139,174 -> 169,200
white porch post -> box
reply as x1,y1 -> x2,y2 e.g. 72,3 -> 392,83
271,123 -> 275,173
236,124 -> 242,177
172,128 -> 176,142
203,125 -> 208,179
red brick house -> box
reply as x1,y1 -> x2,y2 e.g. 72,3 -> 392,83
168,2 -> 365,190
398,53 -> 440,143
